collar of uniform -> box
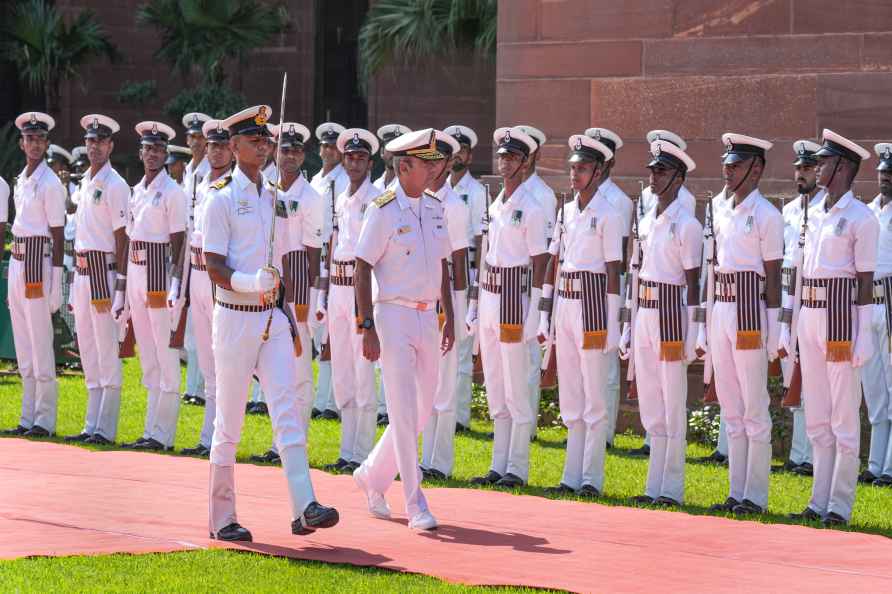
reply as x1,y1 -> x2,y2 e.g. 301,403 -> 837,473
450,170 -> 469,190
280,172 -> 307,197
186,156 -> 207,176
142,169 -> 171,192
232,165 -> 259,193
19,159 -> 50,185
830,190 -> 854,212
654,193 -> 685,225
84,160 -> 113,188
394,183 -> 419,210
575,188 -> 604,214
733,188 -> 761,213
346,176 -> 372,203
869,193 -> 892,213
808,189 -> 825,209
322,162 -> 344,182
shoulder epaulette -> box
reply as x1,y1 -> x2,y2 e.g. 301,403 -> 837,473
373,190 -> 396,208
211,175 -> 232,190
423,189 -> 440,202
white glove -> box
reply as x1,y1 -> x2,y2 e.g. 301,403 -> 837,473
766,307 -> 780,362
466,297 -> 479,336
537,313 -> 550,343
115,301 -> 130,338
695,301 -> 708,358
309,287 -> 324,331
778,322 -> 792,359
684,306 -> 699,363
873,303 -> 886,331
49,266 -> 63,313
166,277 -> 181,308
231,269 -> 277,293
618,322 -> 631,360
853,304 -> 875,368
112,289 -> 126,320
452,289 -> 468,341
523,287 -> 542,343
605,293 -> 621,352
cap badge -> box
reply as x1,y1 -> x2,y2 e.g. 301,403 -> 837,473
593,129 -> 601,140
151,123 -> 159,134
254,107 -> 268,126
288,124 -> 296,135
504,130 -> 512,143
91,117 -> 99,129
574,137 -> 582,151
353,132 -> 360,143
654,144 -> 662,157
192,116 -> 199,125
797,142 -> 805,153
29,114 -> 37,124
884,148 -> 891,160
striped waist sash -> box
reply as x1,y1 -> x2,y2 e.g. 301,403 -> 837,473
716,271 -> 764,350
284,250 -> 310,322
781,266 -> 795,293
190,246 -> 206,271
129,240 -> 169,308
482,265 -> 528,343
331,259 -> 355,287
11,236 -> 49,299
559,270 -> 608,350
637,280 -> 685,361
802,277 -> 857,362
75,251 -> 116,313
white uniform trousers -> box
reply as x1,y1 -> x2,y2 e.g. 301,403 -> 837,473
376,363 -> 388,416
8,256 -> 58,433
479,290 -> 534,481
860,320 -> 892,477
127,262 -> 181,447
605,274 -> 625,444
555,297 -> 609,491
527,339 -> 542,435
633,308 -> 687,502
781,356 -> 813,466
184,312 -> 205,397
421,290 -> 467,476
328,283 -> 377,464
798,306 -> 861,520
311,320 -> 335,413
209,306 -> 315,533
710,301 -> 771,509
189,268 -> 217,448
356,303 -> 439,518
71,264 -> 122,440
455,332 -> 474,427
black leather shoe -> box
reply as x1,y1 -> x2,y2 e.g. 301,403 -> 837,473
708,497 -> 741,513
311,408 -> 323,419
544,483 -> 576,496
772,460 -> 800,473
131,438 -> 165,451
606,441 -> 614,450
787,507 -> 823,522
1,425 -> 28,436
214,522 -> 252,542
424,468 -> 447,481
792,462 -> 814,476
578,484 -> 601,498
469,470 -> 502,485
249,449 -> 281,464
628,444 -> 650,457
247,402 -> 268,416
64,432 -> 92,442
343,461 -> 360,473
629,494 -> 655,506
24,425 -> 50,437
320,409 -> 339,420
323,458 -> 351,472
455,422 -> 470,433
120,437 -> 148,449
873,474 -> 892,487
293,501 -> 339,534
495,473 -> 526,488
653,496 -> 681,507
732,499 -> 765,516
376,413 -> 389,426
695,450 -> 727,464
181,444 -> 210,457
182,393 -> 196,404
85,434 -> 113,445
822,512 -> 848,527
857,470 -> 878,484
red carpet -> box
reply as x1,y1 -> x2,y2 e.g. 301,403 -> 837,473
2,440 -> 891,593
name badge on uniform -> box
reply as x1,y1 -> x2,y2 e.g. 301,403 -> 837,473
590,216 -> 598,230
398,224 -> 412,235
669,222 -> 677,239
288,200 -> 299,213
360,203 -> 367,215
152,191 -> 162,206
835,217 -> 847,236
275,199 -> 287,218
511,210 -> 523,225
92,189 -> 102,204
461,194 -> 469,204
744,215 -> 754,233
237,199 -> 251,215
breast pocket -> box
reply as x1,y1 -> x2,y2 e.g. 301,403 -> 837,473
391,227 -> 418,257
818,225 -> 852,269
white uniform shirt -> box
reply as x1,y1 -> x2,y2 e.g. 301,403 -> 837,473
869,194 -> 892,278
450,170 -> 487,240
640,197 -> 703,286
641,184 -> 696,218
800,191 -> 878,279
333,177 -> 380,262
128,170 -> 187,243
782,190 -> 825,269
600,177 -> 635,239
714,188 -> 783,275
0,175 -> 9,224
277,174 -> 324,253
11,161 -> 65,238
311,163 -> 349,242
523,172 -> 557,238
556,191 -> 623,273
486,185 -> 548,268
372,171 -> 397,192
261,162 -> 278,184
184,157 -> 211,199
191,172 -> 226,250
74,161 -> 130,253
355,182 -> 450,304
432,184 -> 472,254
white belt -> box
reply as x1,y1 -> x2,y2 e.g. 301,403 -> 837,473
381,298 -> 436,311
216,286 -> 266,307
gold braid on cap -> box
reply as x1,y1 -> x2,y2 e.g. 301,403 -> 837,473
406,130 -> 443,161
254,107 -> 268,126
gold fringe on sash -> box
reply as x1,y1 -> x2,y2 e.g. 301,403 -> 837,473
293,334 -> 303,358
438,311 -> 446,331
660,340 -> 684,362
500,323 -> 523,343
736,330 -> 762,351
25,283 -> 44,299
826,341 -> 852,362
355,315 -> 363,335
92,298 -> 112,314
147,291 -> 167,309
582,330 -> 607,350
294,303 -> 309,323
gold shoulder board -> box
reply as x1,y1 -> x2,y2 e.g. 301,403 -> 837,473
211,176 -> 232,190
423,189 -> 440,202
373,190 -> 396,208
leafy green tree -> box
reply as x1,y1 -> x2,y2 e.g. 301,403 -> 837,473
358,0 -> 496,91
1,0 -> 119,112
136,0 -> 288,86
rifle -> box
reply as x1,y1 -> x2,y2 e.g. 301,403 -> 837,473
540,192 -> 566,389
317,178 -> 337,361
779,192 -> 808,407
169,171 -> 197,348
625,193 -> 644,400
471,183 -> 492,380
703,191 -> 718,403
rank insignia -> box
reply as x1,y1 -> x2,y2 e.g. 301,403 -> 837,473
669,222 -> 677,238
92,189 -> 102,203
835,218 -> 847,236
461,194 -> 468,204
590,216 -> 598,230
276,199 -> 287,218
152,191 -> 162,206
511,210 -> 523,225
744,215 -> 754,233
288,200 -> 299,213
398,225 -> 412,235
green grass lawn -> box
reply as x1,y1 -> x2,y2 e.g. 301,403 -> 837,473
1,359 -> 891,592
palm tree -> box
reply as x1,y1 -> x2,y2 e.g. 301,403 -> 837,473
358,0 -> 496,91
136,0 -> 288,87
1,0 -> 119,113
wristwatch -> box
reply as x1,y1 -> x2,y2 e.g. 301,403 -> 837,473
358,317 -> 375,330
